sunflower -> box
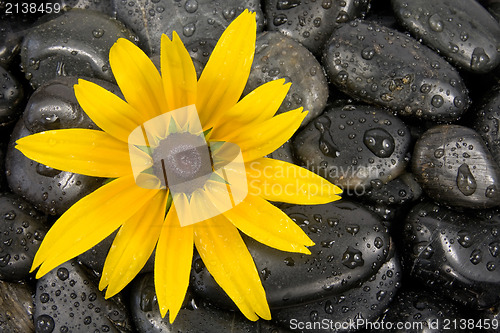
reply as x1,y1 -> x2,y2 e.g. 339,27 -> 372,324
16,10 -> 342,322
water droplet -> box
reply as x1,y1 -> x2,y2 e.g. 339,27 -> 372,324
0,254 -> 11,267
325,300 -> 334,314
456,163 -> 477,196
277,0 -> 301,10
361,47 -> 375,60
273,14 -> 288,26
182,23 -> 196,37
470,249 -> 482,265
321,0 -> 332,9
448,42 -> 459,53
342,246 -> 364,269
139,285 -> 156,312
376,290 -> 386,301
428,13 -> 444,32
485,185 -> 497,198
431,95 -> 444,108
374,237 -> 384,249
36,163 -> 61,177
184,0 -> 198,13
35,314 -> 55,333
315,117 -> 340,158
346,224 -> 360,235
457,230 -> 472,248
434,148 -> 445,158
57,267 -> 69,281
92,28 -> 104,38
83,316 -> 92,325
487,262 -> 496,271
489,242 -> 499,257
471,47 -> 490,71
40,293 -> 50,303
4,210 -> 16,220
460,31 -> 468,41
420,84 -> 431,93
222,8 -> 236,20
284,257 -> 295,266
363,128 -> 395,158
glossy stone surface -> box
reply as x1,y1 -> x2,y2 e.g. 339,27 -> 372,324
244,32 -> 328,127
34,260 -> 132,333
472,85 -> 500,165
293,105 -> 411,193
192,200 -> 391,309
404,202 -> 500,309
413,125 -> 500,208
20,9 -> 136,88
392,0 -> 500,73
322,20 -> 470,122
263,0 -> 370,56
0,65 -> 24,128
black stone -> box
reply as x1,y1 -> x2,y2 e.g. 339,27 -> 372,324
392,0 -> 500,73
361,173 -> 423,206
272,253 -> 402,333
374,288 -> 466,332
293,105 -> 411,193
191,200 -> 391,310
0,192 -> 47,281
472,85 -> 500,165
34,260 -> 133,333
20,9 -> 136,89
263,0 -> 370,56
412,125 -> 500,208
0,280 -> 34,332
322,20 -> 470,122
130,273 -> 290,333
6,119 -> 105,215
403,201 -> 500,309
0,65 -> 24,128
112,0 -> 265,55
243,32 -> 329,127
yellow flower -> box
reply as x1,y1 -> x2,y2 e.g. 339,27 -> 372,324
16,10 -> 342,323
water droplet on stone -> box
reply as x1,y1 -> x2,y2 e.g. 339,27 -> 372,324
346,224 -> 360,235
470,249 -> 482,265
273,14 -> 288,26
277,0 -> 301,10
434,148 -> 445,158
342,246 -> 364,269
457,230 -> 472,248
35,314 -> 55,333
36,163 -> 61,177
40,292 -> 50,303
431,95 -> 444,108
420,84 -> 431,93
92,28 -> 104,38
363,128 -> 395,158
471,47 -> 490,71
222,8 -> 236,20
456,163 -> 477,196
184,0 -> 198,13
57,267 -> 69,281
361,47 -> 375,60
428,13 -> 444,32
485,185 -> 497,198
183,23 -> 196,37
4,210 -> 16,220
284,257 -> 295,266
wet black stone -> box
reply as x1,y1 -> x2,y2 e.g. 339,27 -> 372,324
5,119 -> 105,215
130,273 -> 289,333
272,253 -> 402,333
263,0 -> 370,56
362,173 -> 423,206
322,20 -> 470,122
472,85 -> 500,165
243,32 -> 329,127
191,200 -> 391,310
484,0 -> 500,22
293,105 -> 411,193
392,0 -> 500,73
0,280 -> 34,332
412,125 -> 500,209
0,192 -> 47,281
403,201 -> 500,309
20,9 -> 136,89
374,288 -> 466,332
0,65 -> 24,128
112,0 -> 264,55
34,260 -> 132,333
0,16 -> 30,68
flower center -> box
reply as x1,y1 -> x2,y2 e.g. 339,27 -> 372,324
152,132 -> 213,193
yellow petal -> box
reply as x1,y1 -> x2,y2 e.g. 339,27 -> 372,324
224,194 -> 313,254
161,32 -> 197,112
100,190 -> 167,297
197,10 -> 256,130
247,158 -> 342,204
32,176 -> 160,278
16,129 -> 131,178
210,79 -> 291,141
154,204 -> 194,322
193,216 -> 271,321
109,38 -> 166,120
228,108 -> 307,161
74,79 -> 147,142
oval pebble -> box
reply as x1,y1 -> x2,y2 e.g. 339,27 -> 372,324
113,0 -> 264,55
264,0 -> 370,56
0,280 -> 34,332
34,260 -> 133,333
322,20 -> 470,122
293,105 -> 411,193
20,9 -> 136,89
191,200 -> 391,309
243,32 -> 328,127
0,65 -> 24,128
392,0 -> 500,73
130,273 -> 288,333
0,192 -> 47,281
412,125 -> 500,208
272,252 -> 402,333
404,201 -> 500,309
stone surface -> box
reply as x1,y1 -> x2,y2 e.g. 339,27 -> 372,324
113,0 -> 264,55
0,192 -> 47,281
293,105 -> 411,193
412,125 -> 500,209
20,9 -> 136,88
263,0 -> 370,56
0,280 -> 34,333
404,201 -> 500,309
0,65 -> 24,128
244,32 -> 328,127
192,200 -> 391,310
392,0 -> 500,73
472,85 -> 500,165
322,20 -> 470,122
34,260 -> 133,333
